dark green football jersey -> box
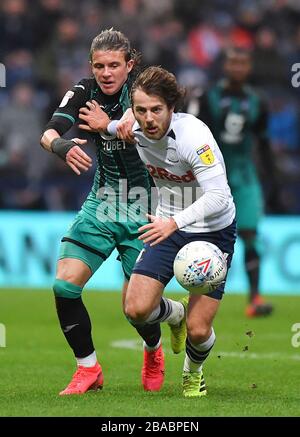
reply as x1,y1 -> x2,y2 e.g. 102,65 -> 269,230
199,80 -> 268,189
46,76 -> 152,221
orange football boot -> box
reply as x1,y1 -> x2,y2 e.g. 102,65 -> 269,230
59,362 -> 103,395
141,344 -> 165,391
245,294 -> 273,318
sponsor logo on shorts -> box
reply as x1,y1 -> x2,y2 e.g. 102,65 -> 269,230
135,248 -> 146,264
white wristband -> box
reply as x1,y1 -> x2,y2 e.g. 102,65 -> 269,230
107,120 -> 119,135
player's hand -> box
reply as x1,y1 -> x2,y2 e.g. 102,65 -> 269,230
66,138 -> 92,175
138,214 -> 178,246
116,108 -> 136,144
78,100 -> 110,133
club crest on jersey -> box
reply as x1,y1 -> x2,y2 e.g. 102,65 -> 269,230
196,144 -> 214,165
59,90 -> 74,108
166,147 -> 179,163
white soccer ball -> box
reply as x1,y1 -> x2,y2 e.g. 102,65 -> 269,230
173,241 -> 227,295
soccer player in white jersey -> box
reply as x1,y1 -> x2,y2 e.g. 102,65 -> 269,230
85,66 -> 237,397
128,66 -> 236,398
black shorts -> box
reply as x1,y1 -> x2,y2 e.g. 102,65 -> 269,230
133,219 -> 237,300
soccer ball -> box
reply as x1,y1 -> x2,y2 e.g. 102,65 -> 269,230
173,241 -> 227,295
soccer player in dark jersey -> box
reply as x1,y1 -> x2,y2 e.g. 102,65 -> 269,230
193,47 -> 276,317
40,29 -> 185,395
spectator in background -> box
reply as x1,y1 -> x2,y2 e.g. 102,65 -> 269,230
0,81 -> 47,209
36,15 -> 88,90
252,27 -> 287,92
0,0 -> 33,57
4,49 -> 35,90
31,0 -> 63,52
268,92 -> 300,214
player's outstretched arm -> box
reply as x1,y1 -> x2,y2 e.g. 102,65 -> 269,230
40,128 -> 92,176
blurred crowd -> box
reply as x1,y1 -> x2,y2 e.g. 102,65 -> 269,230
0,0 -> 299,212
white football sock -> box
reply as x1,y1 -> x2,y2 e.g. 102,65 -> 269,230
144,338 -> 161,352
76,351 -> 97,367
165,299 -> 185,326
145,298 -> 185,326
184,328 -> 216,373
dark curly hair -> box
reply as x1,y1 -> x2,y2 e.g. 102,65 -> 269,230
131,66 -> 185,111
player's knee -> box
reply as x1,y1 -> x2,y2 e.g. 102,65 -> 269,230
187,323 -> 211,345
124,302 -> 149,324
53,279 -> 83,299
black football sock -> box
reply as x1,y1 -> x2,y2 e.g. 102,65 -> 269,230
132,322 -> 161,348
55,296 -> 95,358
245,247 -> 260,302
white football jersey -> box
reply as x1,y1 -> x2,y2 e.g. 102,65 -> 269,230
133,112 -> 235,233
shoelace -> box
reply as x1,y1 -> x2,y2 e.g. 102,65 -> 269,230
67,367 -> 92,388
183,373 -> 201,391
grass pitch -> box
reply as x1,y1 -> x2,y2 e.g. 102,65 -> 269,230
0,290 -> 299,417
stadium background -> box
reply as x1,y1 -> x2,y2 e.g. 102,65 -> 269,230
0,0 -> 299,292
0,0 -> 300,418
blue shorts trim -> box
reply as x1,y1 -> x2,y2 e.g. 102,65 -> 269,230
133,219 -> 237,300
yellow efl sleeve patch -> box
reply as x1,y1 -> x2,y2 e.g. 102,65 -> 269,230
196,144 -> 215,164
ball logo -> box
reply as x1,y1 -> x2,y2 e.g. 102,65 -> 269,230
183,258 -> 212,287
193,258 -> 211,275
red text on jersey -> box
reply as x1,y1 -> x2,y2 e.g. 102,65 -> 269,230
147,165 -> 195,183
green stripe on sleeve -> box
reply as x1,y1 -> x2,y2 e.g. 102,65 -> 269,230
53,112 -> 76,124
